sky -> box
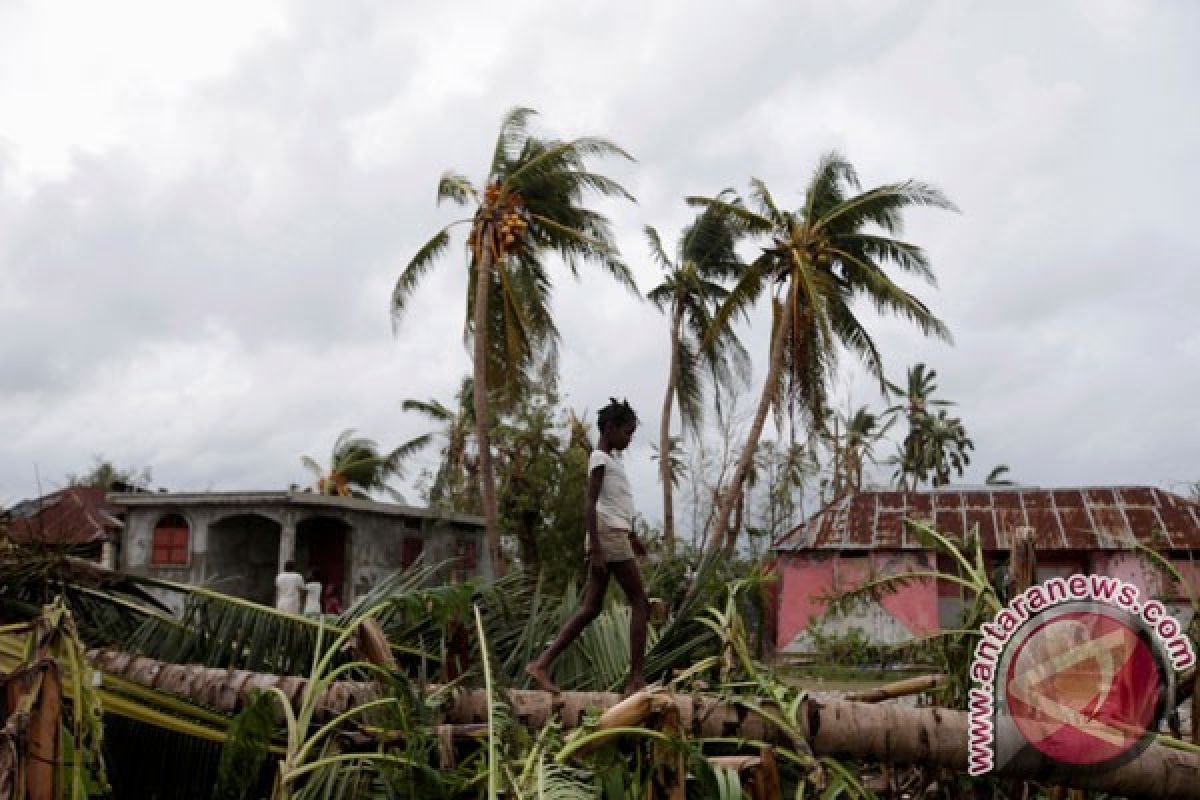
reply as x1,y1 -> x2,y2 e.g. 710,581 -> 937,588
2,0 -> 1198,526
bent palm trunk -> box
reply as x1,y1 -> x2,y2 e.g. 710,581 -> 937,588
709,284 -> 795,553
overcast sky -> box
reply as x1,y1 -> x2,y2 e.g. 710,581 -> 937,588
2,0 -> 1197,523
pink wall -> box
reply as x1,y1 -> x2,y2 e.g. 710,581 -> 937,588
776,551 -> 937,650
777,554 -> 836,650
778,550 -> 1199,652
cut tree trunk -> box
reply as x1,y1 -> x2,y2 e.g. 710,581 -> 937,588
472,238 -> 503,577
80,650 -> 1200,799
844,674 -> 945,703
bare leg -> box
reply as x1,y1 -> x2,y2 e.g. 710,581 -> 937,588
526,565 -> 610,692
610,559 -> 649,694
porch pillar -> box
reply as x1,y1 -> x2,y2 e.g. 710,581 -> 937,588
279,513 -> 296,573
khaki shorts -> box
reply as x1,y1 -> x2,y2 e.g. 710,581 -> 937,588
586,518 -> 635,563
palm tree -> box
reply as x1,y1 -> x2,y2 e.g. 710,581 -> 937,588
645,202 -> 749,552
402,377 -> 479,512
885,362 -> 954,490
828,405 -> 894,498
300,428 -> 427,502
691,154 -> 956,552
392,108 -> 636,576
920,409 -> 974,487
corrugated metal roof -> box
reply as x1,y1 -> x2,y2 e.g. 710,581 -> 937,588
6,486 -> 123,546
774,486 -> 1200,552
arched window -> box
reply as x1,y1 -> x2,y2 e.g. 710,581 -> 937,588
151,514 -> 190,566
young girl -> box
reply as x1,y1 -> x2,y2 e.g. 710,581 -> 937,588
526,398 -> 650,694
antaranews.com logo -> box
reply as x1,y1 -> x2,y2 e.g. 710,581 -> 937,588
967,574 -> 1195,777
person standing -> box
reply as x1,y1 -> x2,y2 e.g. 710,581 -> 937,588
303,569 -> 323,617
526,398 -> 649,695
274,560 -> 305,614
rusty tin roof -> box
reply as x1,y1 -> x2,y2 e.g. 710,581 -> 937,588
774,486 -> 1200,552
6,486 -> 123,546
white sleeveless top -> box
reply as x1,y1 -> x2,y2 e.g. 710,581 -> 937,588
588,449 -> 635,529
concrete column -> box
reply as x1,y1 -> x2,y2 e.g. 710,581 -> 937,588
279,513 -> 296,572
101,540 -> 116,570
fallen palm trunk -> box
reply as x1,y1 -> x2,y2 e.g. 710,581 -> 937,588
83,649 -> 1200,799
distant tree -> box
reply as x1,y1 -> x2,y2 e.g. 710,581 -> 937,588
904,409 -> 973,488
392,107 -> 636,576
885,363 -> 955,490
827,405 -> 894,498
403,377 -> 480,513
66,457 -> 153,491
300,429 -> 427,502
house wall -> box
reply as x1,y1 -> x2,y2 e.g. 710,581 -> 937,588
776,550 -> 937,653
120,502 -> 489,613
1091,551 -> 1196,629
776,548 -> 1198,655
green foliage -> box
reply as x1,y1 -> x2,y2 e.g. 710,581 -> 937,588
392,107 -> 636,406
300,428 -> 428,502
65,456 -> 153,490
214,689 -> 277,800
803,623 -> 886,668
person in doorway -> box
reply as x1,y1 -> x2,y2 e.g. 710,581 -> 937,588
274,560 -> 305,614
303,569 -> 323,617
321,582 -> 342,615
526,397 -> 649,695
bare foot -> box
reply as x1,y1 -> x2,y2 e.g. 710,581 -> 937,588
623,677 -> 647,696
525,662 -> 561,694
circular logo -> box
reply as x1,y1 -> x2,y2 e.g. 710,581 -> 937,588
1002,605 -> 1169,770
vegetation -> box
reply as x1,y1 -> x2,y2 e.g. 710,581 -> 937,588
690,158 -> 956,554
300,428 -> 428,502
645,201 -> 750,553
392,107 -> 637,577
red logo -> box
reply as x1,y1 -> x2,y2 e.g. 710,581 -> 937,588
1003,609 -> 1164,767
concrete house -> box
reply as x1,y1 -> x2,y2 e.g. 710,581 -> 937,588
109,490 -> 489,611
773,485 -> 1200,654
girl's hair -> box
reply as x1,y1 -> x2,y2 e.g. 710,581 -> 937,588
597,397 -> 638,433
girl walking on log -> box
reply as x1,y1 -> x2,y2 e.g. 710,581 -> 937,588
526,397 -> 650,695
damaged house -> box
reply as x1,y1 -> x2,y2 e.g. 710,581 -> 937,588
773,485 -> 1200,654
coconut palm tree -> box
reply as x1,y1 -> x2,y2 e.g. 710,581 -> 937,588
645,202 -> 750,552
392,107 -> 636,576
828,405 -> 894,498
884,362 -> 955,490
300,428 -> 428,502
691,154 -> 956,552
920,409 -> 974,487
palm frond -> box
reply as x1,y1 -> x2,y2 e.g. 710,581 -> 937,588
817,179 -> 958,236
391,223 -> 465,323
489,106 -> 539,176
437,171 -> 478,207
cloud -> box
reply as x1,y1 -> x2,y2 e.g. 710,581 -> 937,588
1,0 -> 1197,523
